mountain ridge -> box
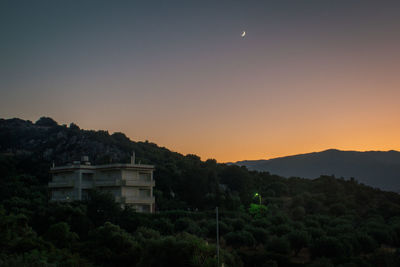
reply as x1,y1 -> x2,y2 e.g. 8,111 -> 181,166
236,148 -> 400,162
235,149 -> 400,192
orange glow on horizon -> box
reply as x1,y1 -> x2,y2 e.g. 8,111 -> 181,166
2,1 -> 400,163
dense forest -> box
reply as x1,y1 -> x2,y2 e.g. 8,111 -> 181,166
1,117 -> 400,266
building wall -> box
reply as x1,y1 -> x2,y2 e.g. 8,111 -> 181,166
122,187 -> 139,198
51,171 -> 78,200
139,172 -> 151,181
122,169 -> 138,180
51,188 -> 75,201
96,169 -> 122,182
101,187 -> 122,197
49,164 -> 155,213
81,172 -> 94,188
52,171 -> 76,183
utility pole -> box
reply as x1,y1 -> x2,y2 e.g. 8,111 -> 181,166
216,206 -> 220,267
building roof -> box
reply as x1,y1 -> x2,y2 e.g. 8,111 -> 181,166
50,163 -> 155,173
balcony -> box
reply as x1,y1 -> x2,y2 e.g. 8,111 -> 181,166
50,196 -> 74,202
115,196 -> 155,204
125,180 -> 155,187
125,196 -> 155,204
94,179 -> 124,187
48,180 -> 74,188
115,196 -> 124,203
95,179 -> 155,187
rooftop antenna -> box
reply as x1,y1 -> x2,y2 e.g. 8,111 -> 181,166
131,151 -> 135,164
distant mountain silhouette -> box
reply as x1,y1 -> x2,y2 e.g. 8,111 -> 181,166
235,149 -> 400,192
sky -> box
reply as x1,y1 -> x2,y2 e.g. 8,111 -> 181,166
1,0 -> 400,162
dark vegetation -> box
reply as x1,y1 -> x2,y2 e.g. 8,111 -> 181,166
1,117 -> 400,266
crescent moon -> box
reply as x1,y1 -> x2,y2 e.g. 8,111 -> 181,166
241,31 -> 246,38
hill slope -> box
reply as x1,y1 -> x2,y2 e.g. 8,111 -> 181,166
236,149 -> 400,192
2,117 -> 400,265
0,117 -> 201,208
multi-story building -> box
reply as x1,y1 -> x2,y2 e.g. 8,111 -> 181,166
48,154 -> 155,213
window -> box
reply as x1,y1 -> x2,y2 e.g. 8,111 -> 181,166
82,190 -> 90,200
139,172 -> 151,181
82,173 -> 93,184
139,189 -> 150,198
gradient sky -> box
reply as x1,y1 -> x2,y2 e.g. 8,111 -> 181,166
1,0 -> 400,162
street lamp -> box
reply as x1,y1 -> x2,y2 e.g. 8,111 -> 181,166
216,207 -> 220,267
254,193 -> 261,205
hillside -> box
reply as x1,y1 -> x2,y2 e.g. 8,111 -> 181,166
1,117 -> 400,266
236,149 -> 400,192
0,117 -> 184,168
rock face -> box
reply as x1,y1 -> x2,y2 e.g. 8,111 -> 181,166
0,117 -> 172,167
235,149 -> 400,192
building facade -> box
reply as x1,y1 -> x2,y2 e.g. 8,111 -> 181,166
48,156 -> 155,213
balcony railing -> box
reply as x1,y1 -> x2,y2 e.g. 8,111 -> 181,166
115,196 -> 155,204
125,196 -> 155,204
49,179 -> 155,188
50,196 -> 74,202
48,180 -> 75,188
115,196 -> 124,202
95,179 -> 155,187
125,180 -> 155,187
94,179 -> 124,187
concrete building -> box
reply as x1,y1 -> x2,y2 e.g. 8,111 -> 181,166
48,154 -> 155,213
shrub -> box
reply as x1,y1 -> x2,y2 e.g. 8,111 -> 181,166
287,230 -> 310,255
292,206 -> 306,220
244,226 -> 269,245
44,222 -> 78,249
266,236 -> 290,255
311,236 -> 346,259
224,231 -> 255,248
206,220 -> 232,238
272,224 -> 292,236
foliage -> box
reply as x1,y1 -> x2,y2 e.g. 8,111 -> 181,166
1,117 -> 400,266
248,203 -> 268,218
224,231 -> 255,248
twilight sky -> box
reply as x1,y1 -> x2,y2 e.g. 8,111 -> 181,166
1,0 -> 400,162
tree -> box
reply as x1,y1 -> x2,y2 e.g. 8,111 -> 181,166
244,226 -> 269,245
292,206 -> 306,220
248,204 -> 268,219
69,122 -> 80,130
266,236 -> 291,255
307,258 -> 334,267
329,203 -> 347,216
224,231 -> 255,248
287,230 -> 310,256
138,233 -> 219,267
311,236 -> 346,259
83,222 -> 140,266
44,222 -> 78,249
268,182 -> 288,197
35,117 -> 58,127
86,190 -> 121,226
